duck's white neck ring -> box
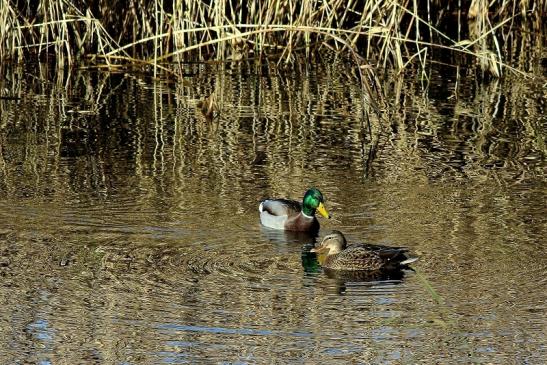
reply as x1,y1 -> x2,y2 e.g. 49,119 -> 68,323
301,211 -> 314,219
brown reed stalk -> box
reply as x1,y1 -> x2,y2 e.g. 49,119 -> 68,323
1,0 -> 545,77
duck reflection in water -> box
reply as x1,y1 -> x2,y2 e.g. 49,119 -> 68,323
306,230 -> 417,283
260,225 -> 318,245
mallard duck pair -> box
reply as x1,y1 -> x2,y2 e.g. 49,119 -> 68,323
259,188 -> 417,271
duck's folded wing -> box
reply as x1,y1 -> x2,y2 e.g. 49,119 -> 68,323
260,199 -> 301,216
375,246 -> 413,264
351,243 -> 414,264
331,245 -> 384,269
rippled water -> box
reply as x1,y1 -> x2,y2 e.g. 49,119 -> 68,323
0,60 -> 546,364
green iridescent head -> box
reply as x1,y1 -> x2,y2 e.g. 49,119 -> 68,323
302,188 -> 330,219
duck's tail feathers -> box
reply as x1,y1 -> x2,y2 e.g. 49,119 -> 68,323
400,257 -> 419,266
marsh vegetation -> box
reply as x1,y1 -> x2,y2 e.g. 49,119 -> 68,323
1,0 -> 545,76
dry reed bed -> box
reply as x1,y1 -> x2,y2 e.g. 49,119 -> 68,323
1,0 -> 545,78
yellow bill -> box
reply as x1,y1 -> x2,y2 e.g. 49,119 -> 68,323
316,202 -> 330,219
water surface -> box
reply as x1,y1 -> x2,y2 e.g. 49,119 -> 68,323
0,60 -> 545,364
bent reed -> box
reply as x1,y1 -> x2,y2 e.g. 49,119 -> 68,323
1,0 -> 545,76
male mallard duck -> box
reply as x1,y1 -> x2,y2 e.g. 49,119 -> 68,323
311,230 -> 417,271
259,188 -> 330,232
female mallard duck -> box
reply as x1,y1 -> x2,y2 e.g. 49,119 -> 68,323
311,230 -> 417,271
259,188 -> 330,232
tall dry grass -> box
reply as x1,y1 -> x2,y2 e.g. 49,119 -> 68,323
0,0 -> 545,77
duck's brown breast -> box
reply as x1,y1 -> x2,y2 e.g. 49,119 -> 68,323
284,213 -> 319,232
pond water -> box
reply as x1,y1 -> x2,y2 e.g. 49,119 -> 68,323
0,59 -> 545,364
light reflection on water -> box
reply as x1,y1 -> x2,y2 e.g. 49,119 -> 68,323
0,59 -> 545,364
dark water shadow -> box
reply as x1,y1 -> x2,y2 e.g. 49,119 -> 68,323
321,271 -> 409,296
319,266 -> 410,296
322,267 -> 408,282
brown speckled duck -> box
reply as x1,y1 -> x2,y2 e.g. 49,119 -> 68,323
311,230 -> 417,271
259,188 -> 330,233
